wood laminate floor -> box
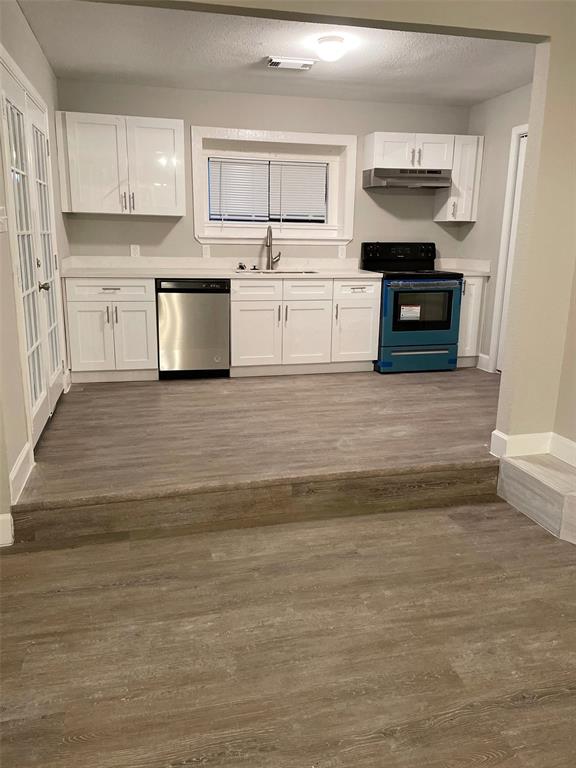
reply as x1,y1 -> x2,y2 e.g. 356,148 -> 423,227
2,502 -> 576,767
19,369 -> 500,507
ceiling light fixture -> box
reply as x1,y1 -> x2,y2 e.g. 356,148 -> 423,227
316,35 -> 347,62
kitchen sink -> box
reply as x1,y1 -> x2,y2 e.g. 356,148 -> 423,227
235,270 -> 317,274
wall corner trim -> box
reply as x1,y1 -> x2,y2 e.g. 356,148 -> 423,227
9,441 -> 34,504
550,434 -> 576,468
491,429 -> 576,468
477,353 -> 493,373
0,514 -> 14,547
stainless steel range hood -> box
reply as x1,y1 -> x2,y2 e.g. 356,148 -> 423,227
363,167 -> 452,190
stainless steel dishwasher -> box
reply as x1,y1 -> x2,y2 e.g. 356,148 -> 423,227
156,279 -> 230,378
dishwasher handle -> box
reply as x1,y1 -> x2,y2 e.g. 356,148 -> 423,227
156,279 -> 230,293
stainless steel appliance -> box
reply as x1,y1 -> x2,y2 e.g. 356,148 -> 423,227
361,242 -> 463,373
156,279 -> 230,378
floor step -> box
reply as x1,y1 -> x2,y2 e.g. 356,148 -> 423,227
498,454 -> 576,543
11,459 -> 498,549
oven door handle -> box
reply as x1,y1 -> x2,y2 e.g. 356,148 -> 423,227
388,280 -> 461,289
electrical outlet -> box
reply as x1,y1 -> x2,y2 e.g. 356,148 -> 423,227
0,206 -> 7,233
130,244 -> 141,258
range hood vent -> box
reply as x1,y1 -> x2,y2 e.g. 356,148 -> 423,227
363,167 -> 452,190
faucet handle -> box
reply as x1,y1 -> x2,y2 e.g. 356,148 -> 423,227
237,262 -> 247,271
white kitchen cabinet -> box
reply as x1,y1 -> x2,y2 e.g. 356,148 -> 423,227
434,135 -> 484,222
67,301 -> 116,371
416,134 -> 455,169
68,300 -> 158,372
125,117 -> 186,215
59,112 -> 129,214
283,301 -> 332,364
57,111 -> 185,216
332,297 -> 380,362
458,277 -> 484,358
363,132 -> 454,170
112,302 -> 158,369
231,300 -> 282,366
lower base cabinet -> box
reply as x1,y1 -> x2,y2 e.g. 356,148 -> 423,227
457,276 -> 484,358
283,301 -> 332,364
67,299 -> 157,372
230,301 -> 282,367
230,278 -> 381,369
332,297 -> 380,362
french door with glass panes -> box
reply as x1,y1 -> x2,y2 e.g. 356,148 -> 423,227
2,65 -> 65,444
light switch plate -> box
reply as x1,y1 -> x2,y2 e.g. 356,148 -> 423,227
0,206 -> 7,233
130,244 -> 140,258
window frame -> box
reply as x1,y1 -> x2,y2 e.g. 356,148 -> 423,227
191,126 -> 357,245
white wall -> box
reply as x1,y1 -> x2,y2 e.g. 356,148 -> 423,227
464,84 -> 532,356
58,79 -> 471,267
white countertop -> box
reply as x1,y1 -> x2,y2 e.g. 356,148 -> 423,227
61,259 -> 383,281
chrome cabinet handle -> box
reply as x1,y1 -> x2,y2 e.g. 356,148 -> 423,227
452,200 -> 457,218
335,303 -> 339,321
130,192 -> 135,211
278,304 -> 281,324
106,305 -> 110,324
417,148 -> 422,166
122,192 -> 127,211
114,306 -> 119,324
285,304 -> 288,324
410,148 -> 415,166
462,279 -> 467,296
38,281 -> 50,291
102,287 -> 120,292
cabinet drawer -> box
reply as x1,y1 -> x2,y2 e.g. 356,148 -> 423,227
283,279 -> 333,301
66,278 -> 155,302
334,279 -> 381,299
231,279 -> 283,301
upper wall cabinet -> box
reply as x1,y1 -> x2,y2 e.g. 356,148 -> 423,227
56,111 -> 186,216
434,135 -> 484,223
363,132 -> 455,171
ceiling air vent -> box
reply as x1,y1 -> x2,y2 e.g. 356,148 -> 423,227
267,57 -> 315,70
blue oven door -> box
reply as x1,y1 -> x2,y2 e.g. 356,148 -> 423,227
381,279 -> 463,347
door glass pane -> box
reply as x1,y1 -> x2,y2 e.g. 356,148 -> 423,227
32,124 -> 60,377
6,99 -> 46,408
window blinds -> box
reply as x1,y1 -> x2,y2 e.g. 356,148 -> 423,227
208,157 -> 328,223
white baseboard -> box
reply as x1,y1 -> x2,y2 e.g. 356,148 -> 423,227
550,434 -> 576,467
477,353 -> 494,373
231,361 -> 373,377
490,429 -> 576,467
0,514 -> 14,547
71,369 -> 159,383
9,441 -> 34,503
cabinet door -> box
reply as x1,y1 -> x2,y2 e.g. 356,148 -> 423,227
458,278 -> 483,358
332,298 -> 380,362
373,132 -> 415,169
283,301 -> 332,365
231,301 -> 282,367
67,302 -> 116,371
65,112 -> 129,214
112,302 -> 158,370
416,134 -> 454,169
451,135 -> 483,221
126,117 -> 186,215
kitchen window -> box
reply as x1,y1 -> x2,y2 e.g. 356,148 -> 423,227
192,126 -> 356,245
208,158 -> 328,223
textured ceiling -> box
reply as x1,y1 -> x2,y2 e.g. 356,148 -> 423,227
19,0 -> 535,105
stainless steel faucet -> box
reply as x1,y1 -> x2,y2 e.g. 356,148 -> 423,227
265,225 -> 281,271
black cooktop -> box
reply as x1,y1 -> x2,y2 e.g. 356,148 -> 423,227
380,269 -> 464,280
361,242 -> 462,280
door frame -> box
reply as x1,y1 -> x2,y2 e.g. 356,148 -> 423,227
486,123 -> 529,372
0,43 -> 67,500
